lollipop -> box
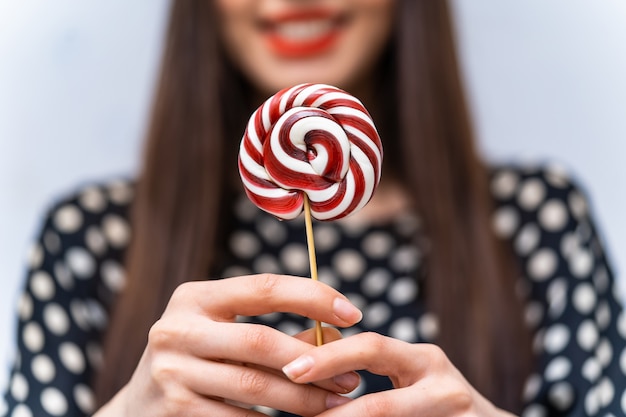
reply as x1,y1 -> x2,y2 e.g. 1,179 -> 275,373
238,83 -> 383,345
238,83 -> 383,221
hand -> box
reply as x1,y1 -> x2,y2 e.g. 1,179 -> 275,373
94,274 -> 363,417
282,333 -> 517,417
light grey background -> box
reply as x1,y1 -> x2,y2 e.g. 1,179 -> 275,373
0,0 -> 624,395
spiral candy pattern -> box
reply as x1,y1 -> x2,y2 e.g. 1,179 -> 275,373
238,83 -> 383,221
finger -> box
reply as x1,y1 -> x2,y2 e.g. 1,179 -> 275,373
183,358 -> 352,416
317,389 -> 419,417
281,333 -> 427,387
170,274 -> 362,326
178,321 -> 359,394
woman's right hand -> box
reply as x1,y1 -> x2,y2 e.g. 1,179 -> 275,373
93,274 -> 363,417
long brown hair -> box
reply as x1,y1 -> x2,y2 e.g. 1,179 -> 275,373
95,0 -> 532,411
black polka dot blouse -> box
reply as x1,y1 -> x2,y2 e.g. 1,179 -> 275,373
2,166 -> 625,417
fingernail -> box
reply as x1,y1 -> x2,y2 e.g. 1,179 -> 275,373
282,356 -> 314,380
333,298 -> 362,324
333,372 -> 360,393
326,393 -> 352,409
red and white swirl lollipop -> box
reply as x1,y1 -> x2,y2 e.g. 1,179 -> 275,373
238,83 -> 383,221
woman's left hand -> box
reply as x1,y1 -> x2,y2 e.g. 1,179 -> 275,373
281,332 -> 516,417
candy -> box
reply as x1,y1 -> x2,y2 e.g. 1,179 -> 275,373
238,83 -> 383,221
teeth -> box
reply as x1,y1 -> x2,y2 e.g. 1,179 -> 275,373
275,19 -> 333,42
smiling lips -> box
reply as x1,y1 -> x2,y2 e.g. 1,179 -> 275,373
261,10 -> 346,58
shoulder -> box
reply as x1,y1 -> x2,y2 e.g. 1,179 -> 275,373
488,163 -> 592,241
29,179 -> 135,295
40,178 -> 135,248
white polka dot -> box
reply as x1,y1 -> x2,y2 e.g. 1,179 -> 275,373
43,303 -> 70,335
53,205 -> 83,234
23,322 -> 44,352
102,214 -> 131,248
363,302 -> 391,328
362,231 -> 394,259
596,338 -> 613,368
79,187 -> 107,212
548,382 -> 574,410
53,261 -> 74,290
317,266 -> 339,288
493,206 -> 520,238
66,247 -> 96,279
539,200 -> 568,232
518,179 -> 547,211
577,320 -> 599,351
27,243 -> 44,269
345,293 -> 367,310
311,224 -> 338,252
74,384 -> 95,414
582,357 -> 602,382
0,398 -> 6,416
30,271 -> 55,301
31,354 -> 56,383
620,347 -> 626,375
389,317 -> 417,342
598,377 -> 615,407
524,302 -> 544,328
619,311 -> 626,339
280,243 -> 309,275
528,249 -> 558,281
387,277 -> 417,305
41,387 -> 68,416
221,265 -> 251,278
257,217 -> 288,246
86,342 -> 104,370
544,324 -> 570,354
545,164 -> 570,188
361,268 -> 392,298
85,226 -> 107,255
570,249 -> 593,278
390,245 -> 420,272
70,299 -> 90,331
17,293 -> 33,321
595,301 -> 611,330
515,223 -> 541,256
253,254 -> 281,274
573,283 -> 596,314
234,196 -> 257,221
585,386 -> 600,415
277,321 -> 303,336
544,357 -> 572,381
43,231 -> 61,254
10,373 -> 28,401
107,181 -> 133,205
85,299 -> 108,330
560,232 -> 579,258
418,313 -> 439,341
59,342 -> 86,374
523,374 -> 542,401
522,404 -> 547,417
491,170 -> 519,199
101,260 -> 126,292
547,278 -> 567,319
568,191 -> 588,220
11,404 -> 32,417
333,249 -> 366,281
622,389 -> 626,415
593,267 -> 610,294
230,231 -> 261,259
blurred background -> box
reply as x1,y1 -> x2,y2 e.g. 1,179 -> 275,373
1,0 -> 625,393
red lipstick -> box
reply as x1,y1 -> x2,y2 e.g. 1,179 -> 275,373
261,10 -> 346,58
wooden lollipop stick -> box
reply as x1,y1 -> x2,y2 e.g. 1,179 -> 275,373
303,195 -> 324,346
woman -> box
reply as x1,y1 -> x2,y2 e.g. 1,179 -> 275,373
3,0 -> 624,416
